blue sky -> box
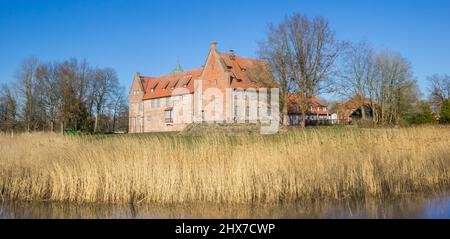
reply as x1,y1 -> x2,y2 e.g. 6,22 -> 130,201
1,0 -> 449,99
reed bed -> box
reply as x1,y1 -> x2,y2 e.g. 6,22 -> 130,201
0,126 -> 449,205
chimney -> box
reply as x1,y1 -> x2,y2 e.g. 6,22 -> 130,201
210,41 -> 218,50
229,50 -> 235,60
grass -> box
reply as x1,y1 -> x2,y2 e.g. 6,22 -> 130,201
0,126 -> 449,205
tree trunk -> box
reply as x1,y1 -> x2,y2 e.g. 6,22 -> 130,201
300,110 -> 306,128
60,121 -> 64,135
282,94 -> 289,126
361,105 -> 366,121
94,114 -> 99,133
371,104 -> 379,127
112,112 -> 117,133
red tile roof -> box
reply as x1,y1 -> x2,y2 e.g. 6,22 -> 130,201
344,97 -> 373,110
219,52 -> 267,89
307,108 -> 332,115
139,50 -> 268,100
288,94 -> 331,115
141,68 -> 203,100
288,94 -> 327,107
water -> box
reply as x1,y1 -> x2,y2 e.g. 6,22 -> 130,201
1,193 -> 449,219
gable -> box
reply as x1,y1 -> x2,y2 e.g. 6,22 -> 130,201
201,47 -> 228,82
129,73 -> 145,97
219,52 -> 271,89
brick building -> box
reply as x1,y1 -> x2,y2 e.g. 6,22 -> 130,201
287,94 -> 333,125
129,42 -> 272,133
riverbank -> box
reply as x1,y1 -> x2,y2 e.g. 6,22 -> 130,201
0,126 -> 449,204
1,192 -> 449,219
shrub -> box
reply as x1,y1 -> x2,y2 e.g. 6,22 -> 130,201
440,99 -> 450,124
407,101 -> 436,125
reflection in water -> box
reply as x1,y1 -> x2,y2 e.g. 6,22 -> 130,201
1,194 -> 449,219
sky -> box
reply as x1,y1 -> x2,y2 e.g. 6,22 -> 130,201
1,0 -> 449,99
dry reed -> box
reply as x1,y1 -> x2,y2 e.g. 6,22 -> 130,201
0,126 -> 449,205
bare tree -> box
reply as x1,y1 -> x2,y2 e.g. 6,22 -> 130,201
9,56 -> 125,134
92,68 -> 119,133
259,22 -> 296,126
371,50 -> 416,125
285,13 -> 343,127
16,57 -> 40,132
57,60 -> 84,133
0,84 -> 18,133
75,59 -> 94,131
338,40 -> 376,121
110,86 -> 128,132
428,74 -> 450,113
35,62 -> 62,132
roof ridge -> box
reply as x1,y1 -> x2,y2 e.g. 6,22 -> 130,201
141,67 -> 204,79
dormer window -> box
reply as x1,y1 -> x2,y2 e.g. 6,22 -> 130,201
171,79 -> 179,90
183,78 -> 192,88
162,81 -> 170,91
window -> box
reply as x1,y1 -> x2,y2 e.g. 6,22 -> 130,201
235,106 -> 240,120
130,118 -> 134,132
246,106 -> 250,120
184,79 -> 191,88
165,110 -> 173,123
162,82 -> 169,91
165,97 -> 171,107
151,88 -> 154,92
172,96 -> 181,106
139,102 -> 143,112
214,97 -> 220,109
151,99 -> 161,108
172,79 -> 179,89
136,116 -> 141,132
234,93 -> 241,121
